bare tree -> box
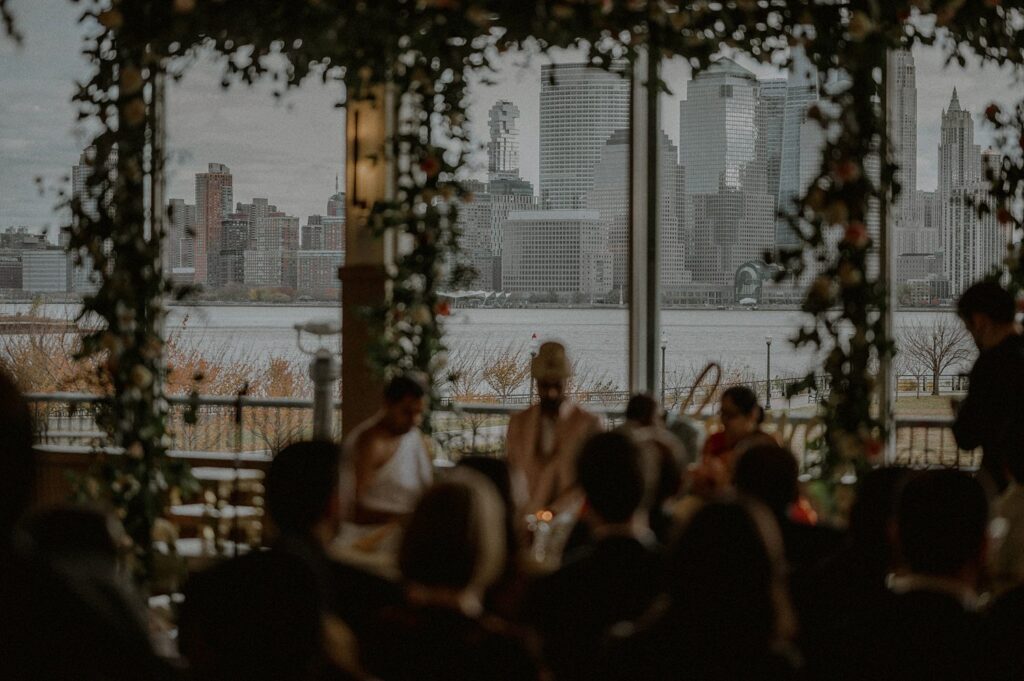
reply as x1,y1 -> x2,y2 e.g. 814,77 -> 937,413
897,317 -> 975,396
481,344 -> 531,402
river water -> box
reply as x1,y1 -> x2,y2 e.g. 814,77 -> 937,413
0,303 -> 956,389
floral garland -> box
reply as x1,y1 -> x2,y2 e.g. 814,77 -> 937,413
2,0 -> 1022,580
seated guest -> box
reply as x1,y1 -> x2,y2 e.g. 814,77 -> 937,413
701,386 -> 772,470
457,456 -> 526,620
797,467 -> 910,681
617,393 -> 684,542
981,582 -> 1024,680
180,549 -> 351,681
506,341 -> 603,515
867,470 -> 989,681
523,432 -> 661,681
339,375 -> 433,550
990,452 -> 1024,595
603,500 -> 798,681
266,440 -> 403,635
0,371 -> 171,681
733,444 -> 843,577
361,471 -> 541,681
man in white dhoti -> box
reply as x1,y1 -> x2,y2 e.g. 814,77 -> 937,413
339,375 -> 433,552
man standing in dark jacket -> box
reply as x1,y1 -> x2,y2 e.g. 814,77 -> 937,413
953,281 -> 1024,493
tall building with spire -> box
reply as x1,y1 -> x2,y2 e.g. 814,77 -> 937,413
938,88 -> 981,196
939,90 -> 1005,296
539,63 -> 630,209
194,163 -> 233,285
487,101 -> 521,182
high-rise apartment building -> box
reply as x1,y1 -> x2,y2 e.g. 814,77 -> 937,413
539,63 -> 630,209
303,216 -> 325,251
167,198 -> 197,271
501,210 -> 612,296
297,250 -> 343,298
244,249 -> 283,286
218,213 -> 250,288
488,101 -> 521,182
194,163 -> 233,285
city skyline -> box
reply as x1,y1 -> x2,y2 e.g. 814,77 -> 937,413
26,56 -> 1007,301
1,0 -> 1019,235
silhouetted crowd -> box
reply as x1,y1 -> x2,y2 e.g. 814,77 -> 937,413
4,280 -> 1024,680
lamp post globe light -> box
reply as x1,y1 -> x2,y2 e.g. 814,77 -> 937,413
295,319 -> 342,440
765,335 -> 773,410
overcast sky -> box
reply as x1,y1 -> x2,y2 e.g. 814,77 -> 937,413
1,0 -> 1019,239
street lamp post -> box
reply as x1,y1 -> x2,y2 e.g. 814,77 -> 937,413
765,335 -> 773,410
529,333 -> 539,403
660,332 -> 668,406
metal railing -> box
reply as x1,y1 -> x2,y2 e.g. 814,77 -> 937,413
28,392 -> 339,456
26,391 -> 979,471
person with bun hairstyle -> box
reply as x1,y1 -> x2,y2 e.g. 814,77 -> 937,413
701,385 -> 773,470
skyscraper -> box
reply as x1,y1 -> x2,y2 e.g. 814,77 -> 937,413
939,91 -> 1004,296
327,176 -> 344,218
194,163 -> 233,285
539,63 -> 630,209
938,89 -> 980,197
488,101 -> 521,182
167,198 -> 196,271
588,129 -> 689,297
680,59 -> 776,286
776,48 -> 820,247
747,79 -> 786,199
887,49 -> 918,229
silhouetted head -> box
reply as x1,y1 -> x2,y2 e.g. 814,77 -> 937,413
577,431 -> 647,524
896,470 -> 988,580
733,444 -> 799,518
180,551 -> 325,681
719,386 -> 764,445
532,341 -> 571,412
0,370 -> 34,538
399,470 -> 506,598
457,456 -> 519,565
25,505 -> 123,568
957,281 -> 1016,350
847,466 -> 912,560
625,393 -> 660,427
382,374 -> 427,434
266,440 -> 341,541
665,499 -> 792,649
